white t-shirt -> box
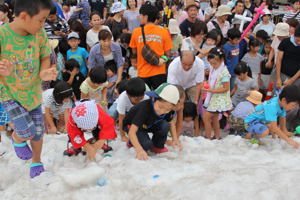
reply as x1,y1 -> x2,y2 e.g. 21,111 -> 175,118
86,25 -> 112,48
253,22 -> 276,37
42,88 -> 72,119
116,91 -> 149,115
167,56 -> 205,90
128,66 -> 137,78
181,37 -> 199,55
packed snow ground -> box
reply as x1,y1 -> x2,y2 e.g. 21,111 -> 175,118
1,133 -> 300,200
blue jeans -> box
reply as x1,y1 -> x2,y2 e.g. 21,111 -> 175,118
107,102 -> 118,120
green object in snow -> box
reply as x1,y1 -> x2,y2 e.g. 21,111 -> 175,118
293,126 -> 300,136
249,138 -> 260,144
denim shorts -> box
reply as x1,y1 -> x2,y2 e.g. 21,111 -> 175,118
2,100 -> 44,141
246,120 -> 268,136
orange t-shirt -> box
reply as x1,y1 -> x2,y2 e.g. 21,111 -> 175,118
129,24 -> 173,78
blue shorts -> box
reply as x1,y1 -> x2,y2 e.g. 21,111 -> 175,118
107,102 -> 118,120
2,100 -> 44,141
246,120 -> 268,136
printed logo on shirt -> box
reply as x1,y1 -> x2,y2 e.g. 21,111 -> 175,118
138,35 -> 162,43
230,48 -> 239,57
74,136 -> 82,144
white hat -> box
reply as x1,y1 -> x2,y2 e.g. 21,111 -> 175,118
168,19 -> 181,34
72,101 -> 99,130
262,8 -> 271,16
110,2 -> 126,14
273,23 -> 290,37
216,5 -> 232,17
68,32 -> 80,40
154,83 -> 180,105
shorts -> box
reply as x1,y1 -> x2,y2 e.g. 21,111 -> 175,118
0,103 -> 9,125
246,120 -> 268,136
107,102 -> 118,120
228,115 -> 246,132
2,100 -> 44,141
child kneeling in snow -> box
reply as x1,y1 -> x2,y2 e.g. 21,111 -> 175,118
228,90 -> 263,136
65,100 -> 117,161
123,83 -> 182,160
244,85 -> 300,148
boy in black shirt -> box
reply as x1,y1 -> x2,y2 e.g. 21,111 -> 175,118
62,59 -> 85,101
123,83 -> 181,160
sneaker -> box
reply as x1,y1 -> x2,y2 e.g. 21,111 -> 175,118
151,146 -> 168,154
63,146 -> 82,156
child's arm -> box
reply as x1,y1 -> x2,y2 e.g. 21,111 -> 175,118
106,82 -> 116,89
101,87 -> 108,107
266,48 -> 274,68
230,85 -> 237,96
118,114 -> 128,141
276,50 -> 284,89
169,119 -> 183,151
279,117 -> 293,137
40,56 -> 57,81
270,121 -> 299,148
176,110 -> 183,137
203,82 -> 230,94
194,82 -> 203,105
63,108 -> 70,133
45,107 -> 57,134
128,124 -> 150,160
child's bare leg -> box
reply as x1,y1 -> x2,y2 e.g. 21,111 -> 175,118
204,112 -> 213,139
212,114 -> 221,139
57,114 -> 65,133
255,129 -> 270,138
243,133 -> 252,139
30,139 -> 43,163
194,117 -> 200,137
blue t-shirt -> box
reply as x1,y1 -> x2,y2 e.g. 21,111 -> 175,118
244,97 -> 286,124
67,47 -> 89,77
224,42 -> 240,76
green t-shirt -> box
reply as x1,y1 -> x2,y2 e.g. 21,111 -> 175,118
0,24 -> 51,111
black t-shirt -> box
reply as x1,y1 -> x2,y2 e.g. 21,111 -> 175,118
123,99 -> 175,130
62,72 -> 85,100
105,18 -> 128,41
89,0 -> 107,18
278,38 -> 300,77
179,19 -> 197,37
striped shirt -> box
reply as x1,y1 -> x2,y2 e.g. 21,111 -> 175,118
283,10 -> 300,22
44,17 -> 70,40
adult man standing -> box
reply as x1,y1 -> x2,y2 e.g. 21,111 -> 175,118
179,0 -> 201,38
167,50 -> 205,105
129,2 -> 172,90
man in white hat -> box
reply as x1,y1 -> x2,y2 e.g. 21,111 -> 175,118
207,5 -> 231,38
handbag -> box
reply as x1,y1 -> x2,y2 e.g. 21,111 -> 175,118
141,25 -> 160,66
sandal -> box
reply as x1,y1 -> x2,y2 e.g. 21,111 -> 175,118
30,163 -> 44,178
12,140 -> 32,160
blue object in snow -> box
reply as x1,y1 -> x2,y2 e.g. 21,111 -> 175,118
152,175 -> 160,179
104,153 -> 112,157
97,178 -> 107,186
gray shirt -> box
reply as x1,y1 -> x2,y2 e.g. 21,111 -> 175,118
232,78 -> 257,106
124,10 -> 140,33
241,53 -> 264,74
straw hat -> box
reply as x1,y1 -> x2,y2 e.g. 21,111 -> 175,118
273,23 -> 290,37
215,5 -> 232,17
168,19 -> 181,34
246,91 -> 263,105
184,0 -> 200,11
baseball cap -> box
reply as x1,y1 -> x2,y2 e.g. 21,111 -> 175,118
68,32 -> 80,40
147,83 -> 180,105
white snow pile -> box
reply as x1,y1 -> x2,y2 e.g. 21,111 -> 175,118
1,134 -> 300,200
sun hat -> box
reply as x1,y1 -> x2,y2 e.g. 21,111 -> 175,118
246,90 -> 263,105
273,23 -> 290,37
168,19 -> 181,34
110,2 -> 126,14
68,32 -> 80,40
71,101 -> 99,130
184,0 -> 200,11
215,5 -> 232,17
262,8 -> 271,16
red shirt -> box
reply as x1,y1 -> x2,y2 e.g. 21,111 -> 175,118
67,104 -> 117,148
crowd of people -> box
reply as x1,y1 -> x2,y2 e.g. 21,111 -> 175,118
0,0 -> 300,178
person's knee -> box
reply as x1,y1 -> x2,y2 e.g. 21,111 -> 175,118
156,121 -> 170,136
140,140 -> 153,151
